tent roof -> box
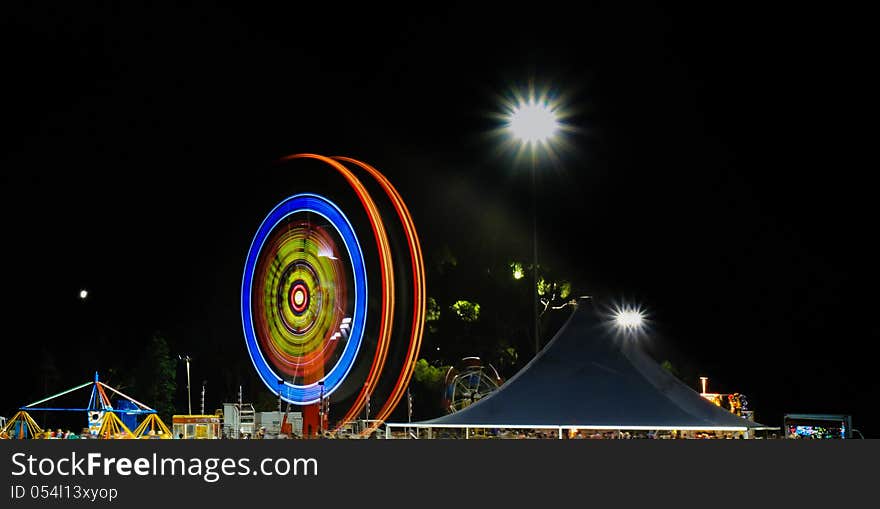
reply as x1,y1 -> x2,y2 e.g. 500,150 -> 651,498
405,300 -> 768,430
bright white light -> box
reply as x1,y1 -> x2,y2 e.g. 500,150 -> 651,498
317,245 -> 338,260
293,289 -> 305,306
615,309 -> 643,329
79,289 -> 88,299
610,303 -> 648,336
507,99 -> 559,144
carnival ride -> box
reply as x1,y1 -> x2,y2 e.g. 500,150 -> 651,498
442,357 -> 503,414
241,154 -> 426,436
97,412 -> 135,439
0,411 -> 43,439
698,377 -> 752,420
0,372 -> 170,439
134,414 -> 173,439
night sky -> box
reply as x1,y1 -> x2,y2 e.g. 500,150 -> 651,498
2,4 -> 876,435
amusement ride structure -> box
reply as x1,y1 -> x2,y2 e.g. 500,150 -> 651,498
442,357 -> 503,414
0,372 -> 171,439
241,154 -> 426,436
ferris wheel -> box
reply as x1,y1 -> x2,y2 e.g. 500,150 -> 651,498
241,154 -> 426,433
442,357 -> 503,414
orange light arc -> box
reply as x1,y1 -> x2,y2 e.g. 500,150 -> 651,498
333,156 -> 426,433
278,153 -> 402,429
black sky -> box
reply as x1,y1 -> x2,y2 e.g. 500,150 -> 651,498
2,4 -> 876,434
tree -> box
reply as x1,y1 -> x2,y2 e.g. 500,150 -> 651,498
137,333 -> 177,423
412,359 -> 447,389
410,359 -> 450,420
37,347 -> 61,429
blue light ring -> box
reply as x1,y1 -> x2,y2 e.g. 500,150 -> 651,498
241,193 -> 367,404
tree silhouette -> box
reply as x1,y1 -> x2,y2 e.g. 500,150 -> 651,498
136,333 -> 177,423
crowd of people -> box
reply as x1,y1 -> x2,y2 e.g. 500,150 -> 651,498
391,428 -> 781,439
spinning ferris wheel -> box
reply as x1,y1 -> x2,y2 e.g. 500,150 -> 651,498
241,154 -> 426,434
443,357 -> 503,414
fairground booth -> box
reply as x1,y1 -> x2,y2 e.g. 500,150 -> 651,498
172,414 -> 222,439
783,413 -> 856,439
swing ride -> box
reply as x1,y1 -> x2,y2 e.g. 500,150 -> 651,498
0,372 -> 169,440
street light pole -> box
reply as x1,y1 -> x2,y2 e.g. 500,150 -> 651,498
502,87 -> 560,357
277,379 -> 283,415
186,359 -> 191,414
531,155 -> 540,356
318,381 -> 325,436
407,388 -> 413,438
179,355 -> 192,415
